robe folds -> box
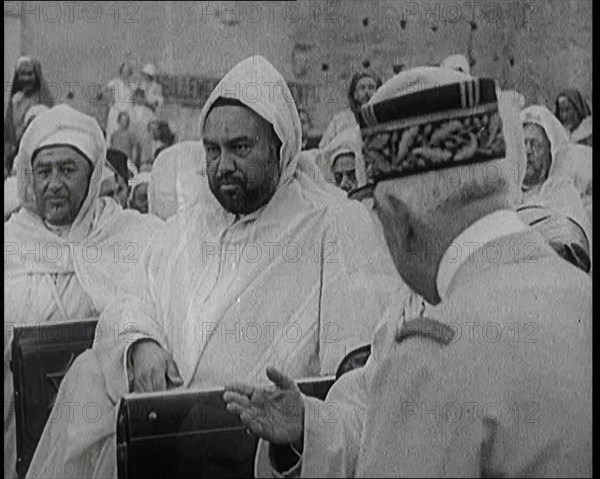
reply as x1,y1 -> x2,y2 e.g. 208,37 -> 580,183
26,56 -> 407,479
258,228 -> 592,478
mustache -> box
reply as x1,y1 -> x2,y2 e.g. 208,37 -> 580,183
44,192 -> 69,200
217,173 -> 246,186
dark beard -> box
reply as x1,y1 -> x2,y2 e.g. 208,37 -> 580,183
209,174 -> 274,215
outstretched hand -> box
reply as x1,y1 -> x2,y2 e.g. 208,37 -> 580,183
223,367 -> 304,450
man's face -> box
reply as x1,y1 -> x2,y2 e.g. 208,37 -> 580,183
32,146 -> 93,226
523,123 -> 552,188
332,154 -> 357,192
353,76 -> 378,106
557,96 -> 581,133
17,63 -> 36,93
130,183 -> 149,214
203,105 -> 281,215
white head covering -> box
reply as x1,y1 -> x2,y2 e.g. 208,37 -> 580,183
440,54 -> 471,75
24,104 -> 50,127
148,141 -> 218,220
16,55 -> 33,69
321,127 -> 367,187
14,103 -> 107,241
6,103 -> 163,309
198,55 -> 342,199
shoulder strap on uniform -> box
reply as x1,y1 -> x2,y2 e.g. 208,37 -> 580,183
395,317 -> 455,345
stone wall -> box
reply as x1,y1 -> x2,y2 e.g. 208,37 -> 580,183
6,0 -> 592,139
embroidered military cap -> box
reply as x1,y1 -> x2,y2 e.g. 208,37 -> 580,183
349,67 -> 507,201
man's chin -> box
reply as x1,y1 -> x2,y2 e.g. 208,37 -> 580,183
43,209 -> 74,227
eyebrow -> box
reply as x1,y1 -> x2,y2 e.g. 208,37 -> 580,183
34,159 -> 79,168
203,135 -> 257,145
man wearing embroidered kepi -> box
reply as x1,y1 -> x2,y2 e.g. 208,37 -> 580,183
224,67 -> 592,477
4,104 -> 162,479
26,56 -> 406,478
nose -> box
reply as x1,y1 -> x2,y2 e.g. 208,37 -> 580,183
340,173 -> 351,191
217,149 -> 236,178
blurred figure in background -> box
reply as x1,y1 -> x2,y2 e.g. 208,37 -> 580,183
110,111 -> 141,168
555,89 -> 592,146
105,61 -> 137,141
128,172 -> 151,214
4,56 -> 54,173
100,149 -> 133,208
319,71 -> 382,149
139,63 -> 164,113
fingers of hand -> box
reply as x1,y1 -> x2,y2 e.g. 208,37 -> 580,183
223,382 -> 254,397
265,367 -> 295,391
240,407 -> 264,435
223,391 -> 251,409
166,358 -> 183,385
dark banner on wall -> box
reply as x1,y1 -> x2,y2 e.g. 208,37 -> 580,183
155,74 -> 314,109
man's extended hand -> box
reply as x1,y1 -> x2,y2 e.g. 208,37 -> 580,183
223,367 -> 304,450
129,339 -> 183,393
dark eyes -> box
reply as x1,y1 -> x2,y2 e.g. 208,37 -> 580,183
205,145 -> 220,157
204,144 -> 252,157
33,165 -> 77,178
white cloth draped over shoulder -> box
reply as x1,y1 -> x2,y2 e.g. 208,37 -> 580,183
26,56 -> 406,479
4,105 -> 162,479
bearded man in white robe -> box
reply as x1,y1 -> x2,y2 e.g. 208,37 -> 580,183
26,56 -> 407,478
518,105 -> 591,273
225,67 -> 592,477
4,104 -> 162,479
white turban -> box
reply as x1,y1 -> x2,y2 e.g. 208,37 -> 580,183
15,103 -> 107,241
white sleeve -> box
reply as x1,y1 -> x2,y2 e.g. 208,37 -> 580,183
256,366 -> 370,478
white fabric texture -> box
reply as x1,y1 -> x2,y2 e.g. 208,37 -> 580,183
148,141 -> 217,220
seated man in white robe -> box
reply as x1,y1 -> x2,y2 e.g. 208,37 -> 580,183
518,105 -> 591,273
4,104 -> 162,479
225,67 -> 592,477
26,56 -> 406,478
